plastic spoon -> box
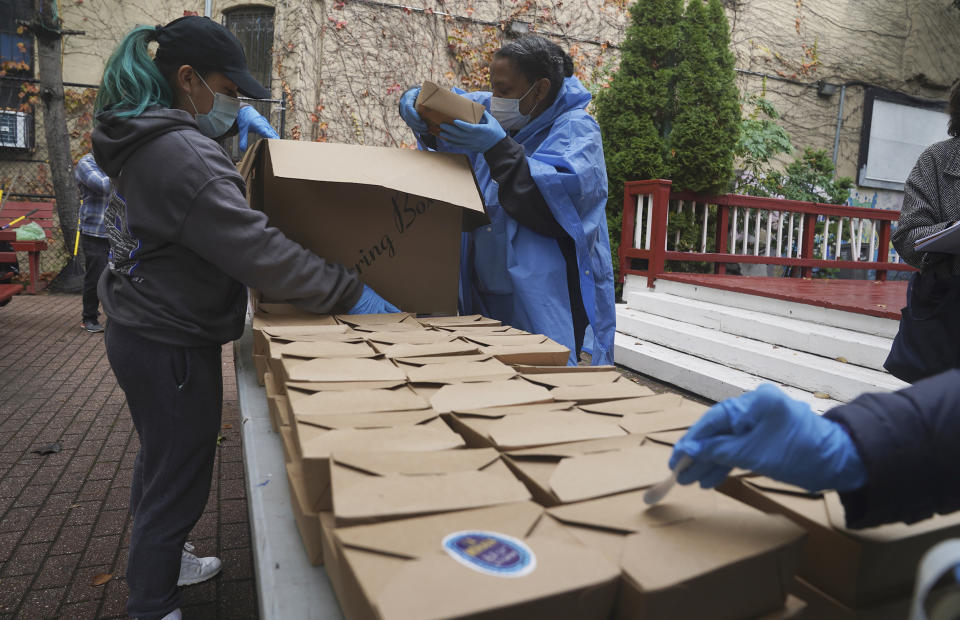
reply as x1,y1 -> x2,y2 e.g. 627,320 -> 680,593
643,455 -> 693,506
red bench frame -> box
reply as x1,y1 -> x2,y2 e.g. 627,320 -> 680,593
0,200 -> 56,294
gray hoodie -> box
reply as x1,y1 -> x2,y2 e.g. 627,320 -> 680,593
92,108 -> 362,346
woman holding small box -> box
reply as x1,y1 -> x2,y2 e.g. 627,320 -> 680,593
398,35 -> 616,366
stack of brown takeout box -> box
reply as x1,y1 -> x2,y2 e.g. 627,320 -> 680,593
249,301 -> 812,620
239,139 -> 960,619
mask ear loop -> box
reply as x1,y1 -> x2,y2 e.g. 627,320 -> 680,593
185,71 -> 214,117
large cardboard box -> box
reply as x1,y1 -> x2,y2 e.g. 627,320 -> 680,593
504,435 -> 678,506
331,501 -> 620,620
241,140 -> 488,315
549,484 -> 806,620
329,449 -> 531,526
721,476 -> 960,608
289,386 -> 430,417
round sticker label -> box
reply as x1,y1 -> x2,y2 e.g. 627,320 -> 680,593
441,530 -> 536,578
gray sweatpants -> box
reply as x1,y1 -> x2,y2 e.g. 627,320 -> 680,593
105,322 -> 223,620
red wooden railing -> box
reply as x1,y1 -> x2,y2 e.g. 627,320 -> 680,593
619,179 -> 915,287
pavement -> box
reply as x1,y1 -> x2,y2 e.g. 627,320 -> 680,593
0,293 -> 258,620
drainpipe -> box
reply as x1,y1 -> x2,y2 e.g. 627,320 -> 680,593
204,0 -> 212,17
831,84 -> 847,172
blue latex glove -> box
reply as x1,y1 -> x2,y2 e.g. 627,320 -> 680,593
398,87 -> 429,135
670,384 -> 868,493
348,284 -> 401,315
439,111 -> 507,153
237,106 -> 279,151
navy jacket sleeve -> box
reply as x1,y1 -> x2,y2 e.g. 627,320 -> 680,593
824,369 -> 960,529
483,136 -> 566,239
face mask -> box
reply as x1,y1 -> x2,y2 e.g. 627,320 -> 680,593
187,73 -> 241,139
490,82 -> 538,131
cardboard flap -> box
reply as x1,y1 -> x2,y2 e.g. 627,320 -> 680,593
332,448 -> 502,477
620,509 -> 804,591
513,364 -> 616,374
488,410 -> 628,450
265,141 -> 486,216
333,469 -> 532,524
394,353 -> 491,366
279,340 -> 378,359
335,501 -> 544,558
285,379 -> 407,393
548,485 -> 743,533
644,429 -> 687,447
744,476 -> 821,497
262,324 -> 352,338
299,423 -> 464,459
580,393 -> 688,415
520,370 -> 623,388
616,406 -> 709,436
295,409 -> 437,430
378,341 -> 481,359
335,313 -> 416,327
403,359 -> 517,384
464,334 -> 548,346
485,342 -> 571,365
364,331 -> 456,345
548,444 -> 674,503
452,401 -> 575,418
506,434 -> 647,459
417,315 -> 501,328
550,381 -> 656,403
286,357 -> 406,382
252,311 -> 338,327
430,379 -> 552,414
353,322 -> 425,333
291,386 -> 429,416
373,536 -> 619,620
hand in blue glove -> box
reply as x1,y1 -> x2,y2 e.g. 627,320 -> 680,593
439,111 -> 507,153
398,87 -> 429,135
237,106 -> 280,151
348,284 -> 401,315
670,384 -> 868,493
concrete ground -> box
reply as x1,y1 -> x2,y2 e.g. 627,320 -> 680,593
0,293 -> 257,620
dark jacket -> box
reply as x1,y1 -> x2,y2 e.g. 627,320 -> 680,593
891,137 -> 960,272
92,108 -> 362,347
825,369 -> 960,529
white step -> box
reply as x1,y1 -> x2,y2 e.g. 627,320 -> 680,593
625,289 -> 893,371
616,306 -> 908,402
614,333 -> 844,414
624,275 -> 899,338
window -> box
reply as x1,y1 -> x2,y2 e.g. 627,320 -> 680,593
0,0 -> 35,150
223,6 -> 275,96
857,88 -> 951,191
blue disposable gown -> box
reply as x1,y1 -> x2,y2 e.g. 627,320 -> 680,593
423,76 -> 616,365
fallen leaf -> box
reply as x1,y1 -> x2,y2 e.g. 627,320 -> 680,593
835,356 -> 848,363
876,304 -> 886,309
222,424 -> 233,429
813,392 -> 831,399
91,573 -> 112,586
217,435 -> 226,446
31,442 -> 61,455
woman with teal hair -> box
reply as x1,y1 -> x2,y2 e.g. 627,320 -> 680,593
93,16 -> 398,620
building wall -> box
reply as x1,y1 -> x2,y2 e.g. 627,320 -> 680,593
33,0 -> 960,204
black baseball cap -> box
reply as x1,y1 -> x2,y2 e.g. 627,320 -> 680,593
153,16 -> 271,99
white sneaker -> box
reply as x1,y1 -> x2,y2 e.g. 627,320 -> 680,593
160,610 -> 182,620
177,544 -> 222,586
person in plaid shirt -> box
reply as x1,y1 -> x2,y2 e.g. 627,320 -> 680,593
74,152 -> 112,332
